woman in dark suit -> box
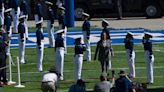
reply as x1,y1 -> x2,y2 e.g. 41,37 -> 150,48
94,32 -> 113,74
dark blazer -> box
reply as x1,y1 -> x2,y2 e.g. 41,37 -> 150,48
94,39 -> 112,62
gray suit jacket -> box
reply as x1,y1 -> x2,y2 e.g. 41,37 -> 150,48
94,81 -> 112,92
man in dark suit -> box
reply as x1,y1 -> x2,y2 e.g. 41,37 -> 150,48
113,0 -> 122,20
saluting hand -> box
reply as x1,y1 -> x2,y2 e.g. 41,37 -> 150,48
21,39 -> 24,42
149,55 -> 152,60
87,36 -> 90,40
130,54 -> 132,58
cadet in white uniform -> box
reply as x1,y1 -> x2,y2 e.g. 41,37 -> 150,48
58,6 -> 65,30
142,32 -> 154,84
20,0 -> 29,39
74,37 -> 86,82
55,30 -> 65,80
124,32 -> 135,78
4,8 -> 12,55
82,12 -> 91,61
11,0 -> 20,33
58,6 -> 67,54
41,67 -> 60,92
36,20 -> 44,72
45,1 -> 55,47
18,15 -> 26,64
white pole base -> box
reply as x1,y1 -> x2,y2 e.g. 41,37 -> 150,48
8,81 -> 16,85
15,84 -> 25,88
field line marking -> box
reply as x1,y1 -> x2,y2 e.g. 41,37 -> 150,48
8,66 -> 164,74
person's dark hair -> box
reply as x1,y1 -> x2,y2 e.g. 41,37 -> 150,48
36,23 -> 42,28
126,34 -> 133,39
74,38 -> 81,45
100,32 -> 110,41
76,79 -> 86,88
100,74 -> 107,81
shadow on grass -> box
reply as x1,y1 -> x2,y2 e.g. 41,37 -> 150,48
86,88 -> 164,92
147,88 -> 164,92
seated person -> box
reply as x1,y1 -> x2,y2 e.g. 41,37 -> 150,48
41,67 -> 60,92
68,79 -> 86,92
115,70 -> 136,92
93,73 -> 115,92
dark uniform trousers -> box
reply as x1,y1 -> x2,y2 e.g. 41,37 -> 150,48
0,35 -> 7,83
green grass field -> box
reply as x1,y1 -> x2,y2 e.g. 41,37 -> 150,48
0,43 -> 164,92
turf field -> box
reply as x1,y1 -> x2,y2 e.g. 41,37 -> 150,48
0,43 -> 164,92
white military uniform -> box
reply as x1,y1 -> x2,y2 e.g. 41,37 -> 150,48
4,8 -> 12,55
47,20 -> 55,47
12,7 -> 20,33
41,73 -> 58,92
58,28 -> 67,54
82,31 -> 91,61
74,54 -> 83,82
36,20 -> 44,72
20,13 -> 28,39
55,30 -> 65,80
58,7 -> 67,54
55,47 -> 64,80
108,51 -> 112,69
20,0 -> 29,39
46,1 -> 55,47
124,32 -> 135,78
18,15 -> 26,64
143,32 -> 154,84
126,49 -> 135,77
144,51 -> 154,83
18,33 -> 26,64
74,38 -> 86,82
63,27 -> 67,53
36,40 -> 44,72
82,13 -> 91,61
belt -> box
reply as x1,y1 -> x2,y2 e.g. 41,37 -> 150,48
75,54 -> 83,57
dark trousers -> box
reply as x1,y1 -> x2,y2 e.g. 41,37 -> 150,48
0,53 -> 7,82
100,60 -> 109,73
115,0 -> 122,19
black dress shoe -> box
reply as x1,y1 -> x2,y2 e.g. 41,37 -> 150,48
146,82 -> 153,85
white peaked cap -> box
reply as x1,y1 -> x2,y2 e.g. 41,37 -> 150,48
102,19 -> 109,25
82,12 -> 90,17
19,15 -> 26,19
144,32 -> 152,36
55,29 -> 64,34
127,31 -> 133,35
36,19 -> 43,25
59,6 -> 65,10
45,1 -> 53,5
5,8 -> 12,13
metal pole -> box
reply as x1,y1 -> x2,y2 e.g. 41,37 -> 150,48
15,57 -> 25,88
8,53 -> 16,85
65,0 -> 74,27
